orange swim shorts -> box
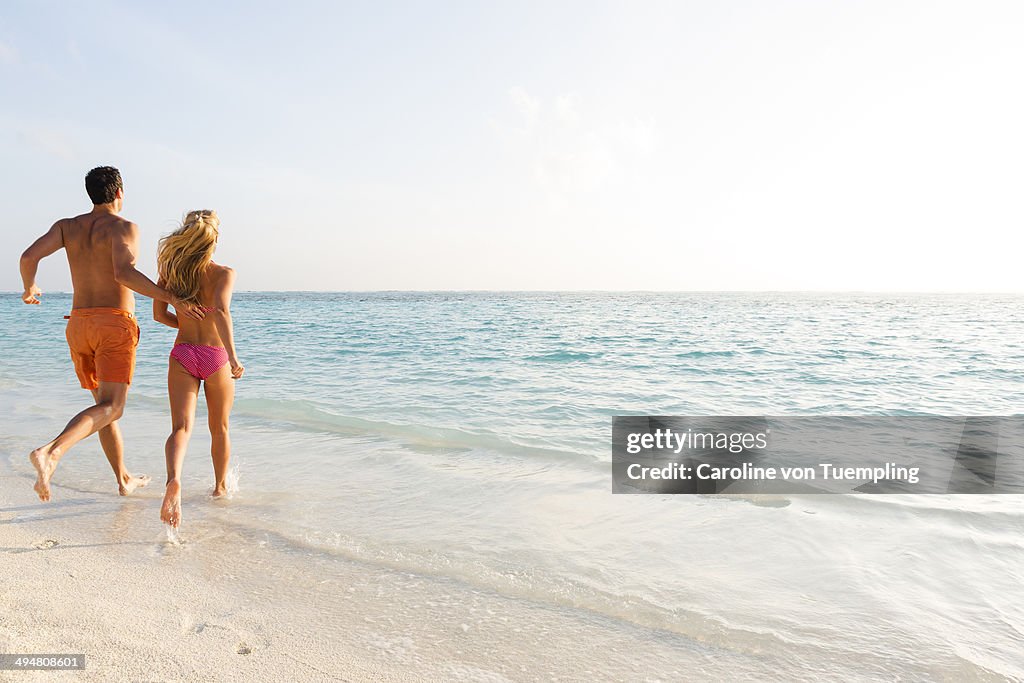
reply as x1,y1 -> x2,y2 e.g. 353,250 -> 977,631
65,308 -> 140,390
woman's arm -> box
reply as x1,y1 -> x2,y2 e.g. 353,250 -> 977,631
152,278 -> 179,328
211,267 -> 244,379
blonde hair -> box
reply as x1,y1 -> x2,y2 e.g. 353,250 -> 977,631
157,209 -> 220,305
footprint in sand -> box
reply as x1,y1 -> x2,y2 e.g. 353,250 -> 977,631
237,642 -> 252,655
32,539 -> 59,549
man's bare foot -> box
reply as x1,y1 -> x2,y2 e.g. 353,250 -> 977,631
119,474 -> 151,496
211,483 -> 228,498
29,447 -> 59,502
160,480 -> 182,528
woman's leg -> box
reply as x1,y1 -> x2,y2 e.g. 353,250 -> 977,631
203,364 -> 235,497
161,359 -> 200,527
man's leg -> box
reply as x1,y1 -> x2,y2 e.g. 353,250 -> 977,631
29,381 -> 129,502
90,389 -> 150,496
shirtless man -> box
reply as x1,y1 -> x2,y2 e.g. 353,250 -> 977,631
19,166 -> 204,502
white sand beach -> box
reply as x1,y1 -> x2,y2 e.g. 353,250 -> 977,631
0,472 -> 408,682
1,457 -> 727,682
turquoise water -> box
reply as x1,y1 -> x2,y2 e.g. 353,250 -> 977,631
2,292 -> 1023,679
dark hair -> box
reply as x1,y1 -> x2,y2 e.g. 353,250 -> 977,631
84,166 -> 123,205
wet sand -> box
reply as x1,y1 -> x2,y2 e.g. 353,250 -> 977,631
0,472 -> 416,682
0,459 -> 720,682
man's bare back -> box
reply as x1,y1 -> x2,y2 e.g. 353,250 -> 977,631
61,211 -> 137,312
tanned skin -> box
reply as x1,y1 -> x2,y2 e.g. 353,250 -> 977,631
155,263 -> 245,527
20,187 -> 205,501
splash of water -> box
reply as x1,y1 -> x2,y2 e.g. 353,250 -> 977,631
212,464 -> 241,499
164,523 -> 182,545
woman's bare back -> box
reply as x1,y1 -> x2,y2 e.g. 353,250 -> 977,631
174,263 -> 233,347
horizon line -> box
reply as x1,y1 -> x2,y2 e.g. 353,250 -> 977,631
5,289 -> 1024,295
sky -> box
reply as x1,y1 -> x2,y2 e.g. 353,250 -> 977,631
1,0 -> 1023,292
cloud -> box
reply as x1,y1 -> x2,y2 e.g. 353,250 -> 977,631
67,40 -> 84,66
615,118 -> 657,156
17,126 -> 78,161
500,86 -> 656,199
509,86 -> 540,130
0,39 -> 18,65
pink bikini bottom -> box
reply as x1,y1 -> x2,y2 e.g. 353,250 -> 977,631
170,343 -> 229,380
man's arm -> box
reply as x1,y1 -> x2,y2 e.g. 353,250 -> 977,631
153,278 -> 179,328
210,268 -> 244,379
19,221 -> 65,304
111,222 -> 204,320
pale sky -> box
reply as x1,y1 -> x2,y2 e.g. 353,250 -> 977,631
2,1 -> 1022,291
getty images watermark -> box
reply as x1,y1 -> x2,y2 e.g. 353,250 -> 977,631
612,417 -> 1024,494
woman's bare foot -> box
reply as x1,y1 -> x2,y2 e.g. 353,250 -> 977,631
211,483 -> 228,498
160,480 -> 182,528
29,446 -> 59,502
119,473 -> 151,496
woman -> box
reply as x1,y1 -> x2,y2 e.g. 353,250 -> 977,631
154,210 -> 244,528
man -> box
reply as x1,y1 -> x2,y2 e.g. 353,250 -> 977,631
19,166 -> 204,502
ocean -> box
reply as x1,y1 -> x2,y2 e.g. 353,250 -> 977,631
1,292 -> 1022,680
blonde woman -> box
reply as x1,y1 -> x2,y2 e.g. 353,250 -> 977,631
153,210 -> 244,528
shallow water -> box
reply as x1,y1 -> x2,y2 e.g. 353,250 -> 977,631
2,292 -> 1023,679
